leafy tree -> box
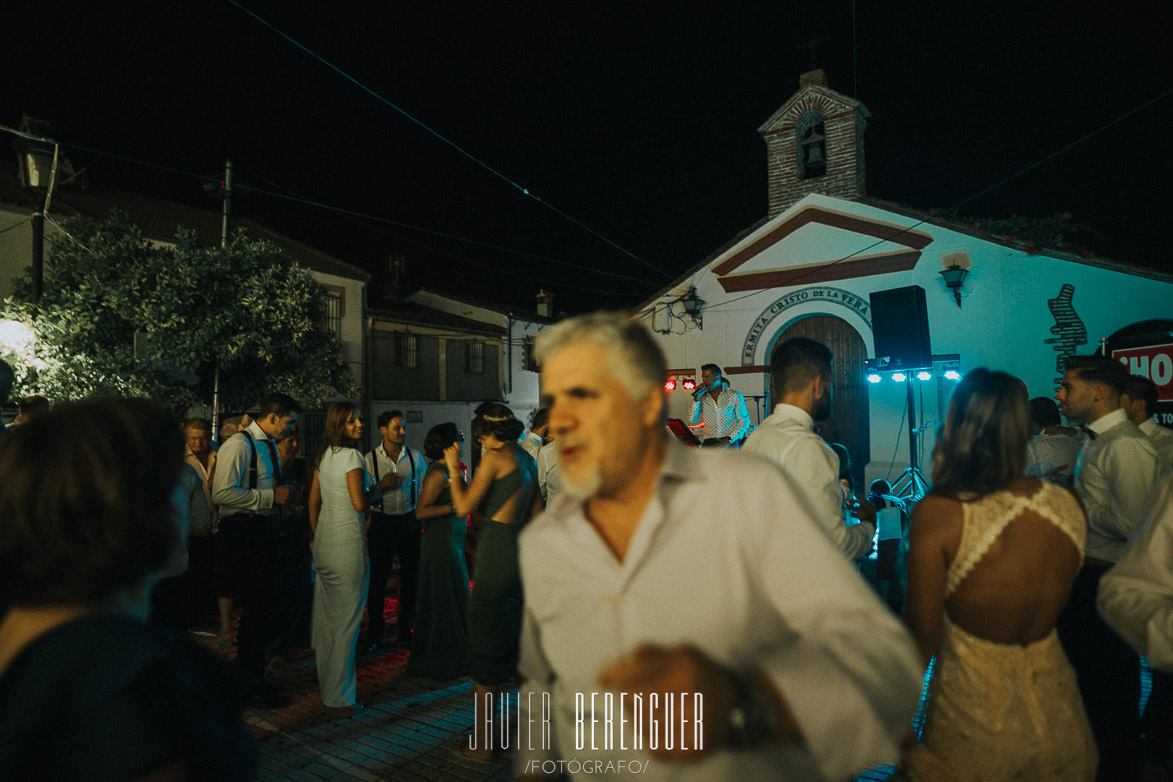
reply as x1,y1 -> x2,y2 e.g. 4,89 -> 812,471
0,210 -> 358,410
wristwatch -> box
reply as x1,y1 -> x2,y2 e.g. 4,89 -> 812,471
727,667 -> 776,751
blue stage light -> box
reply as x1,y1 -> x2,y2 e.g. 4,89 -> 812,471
892,372 -> 907,383
866,373 -> 882,384
916,371 -> 932,381
944,370 -> 961,381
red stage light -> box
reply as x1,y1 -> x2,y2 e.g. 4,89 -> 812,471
682,379 -> 696,390
664,378 -> 677,391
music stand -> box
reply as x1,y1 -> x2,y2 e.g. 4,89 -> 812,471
666,418 -> 702,447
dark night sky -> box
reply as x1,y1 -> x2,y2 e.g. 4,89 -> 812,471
6,2 -> 1171,314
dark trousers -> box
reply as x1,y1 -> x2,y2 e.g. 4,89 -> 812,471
366,510 -> 420,643
218,513 -> 275,682
1142,669 -> 1173,770
1058,564 -> 1141,782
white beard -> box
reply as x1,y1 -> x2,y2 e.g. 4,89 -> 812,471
560,461 -> 602,499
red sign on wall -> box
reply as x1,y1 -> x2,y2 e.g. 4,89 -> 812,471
1113,342 -> 1173,401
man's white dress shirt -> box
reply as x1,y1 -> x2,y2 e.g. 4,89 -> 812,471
1074,407 -> 1160,563
688,384 -> 750,441
516,443 -> 921,781
742,403 -> 873,560
1139,417 -> 1173,476
364,443 -> 419,515
1027,431 -> 1083,478
211,421 -> 281,516
536,442 -> 562,504
1098,472 -> 1173,672
520,431 -> 544,460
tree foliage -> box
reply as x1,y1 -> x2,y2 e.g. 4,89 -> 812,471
0,211 -> 358,410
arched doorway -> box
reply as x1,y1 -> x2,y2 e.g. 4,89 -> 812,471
771,315 -> 871,490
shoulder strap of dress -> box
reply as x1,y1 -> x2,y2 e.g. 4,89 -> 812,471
945,491 -> 1028,597
1020,481 -> 1087,558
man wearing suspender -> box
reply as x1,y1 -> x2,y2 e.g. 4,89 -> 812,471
362,410 -> 421,651
211,392 -> 301,708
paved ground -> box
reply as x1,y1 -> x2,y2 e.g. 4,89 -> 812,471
196,627 -> 900,782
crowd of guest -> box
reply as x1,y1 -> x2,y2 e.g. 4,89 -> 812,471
3,320 -> 1173,781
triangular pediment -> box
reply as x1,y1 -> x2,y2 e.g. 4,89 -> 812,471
710,202 -> 934,293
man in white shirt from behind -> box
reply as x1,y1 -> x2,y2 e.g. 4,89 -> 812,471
687,364 -> 750,446
742,337 -> 876,561
521,408 -> 549,460
1121,374 -> 1173,476
1055,354 -> 1160,779
515,312 -> 920,781
1026,396 -> 1083,483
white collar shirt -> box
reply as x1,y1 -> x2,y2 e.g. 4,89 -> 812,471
516,442 -> 921,781
1075,407 -> 1161,562
1139,417 -> 1173,476
536,442 -> 562,504
1027,431 -> 1083,477
520,432 -> 543,460
688,384 -> 750,441
1098,472 -> 1173,671
742,403 -> 873,560
365,443 -> 419,514
211,421 -> 281,516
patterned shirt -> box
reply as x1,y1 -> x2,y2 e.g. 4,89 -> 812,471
687,383 -> 750,441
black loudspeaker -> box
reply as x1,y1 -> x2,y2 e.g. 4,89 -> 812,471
870,286 -> 932,369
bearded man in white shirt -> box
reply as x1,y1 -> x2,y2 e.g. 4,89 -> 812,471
742,338 -> 876,561
514,312 -> 920,782
1055,354 -> 1160,781
1121,374 -> 1173,475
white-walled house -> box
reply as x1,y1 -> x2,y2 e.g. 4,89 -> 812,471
638,70 -> 1173,491
367,288 -> 553,456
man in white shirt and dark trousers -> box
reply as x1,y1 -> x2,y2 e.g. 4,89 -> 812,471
212,393 -> 301,708
1055,354 -> 1160,781
688,364 -> 750,446
362,410 -> 421,651
742,338 -> 876,561
1122,373 -> 1173,475
515,313 -> 921,781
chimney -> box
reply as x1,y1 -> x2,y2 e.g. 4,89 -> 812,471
536,289 -> 555,318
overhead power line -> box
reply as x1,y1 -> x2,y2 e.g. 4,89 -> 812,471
228,0 -> 674,281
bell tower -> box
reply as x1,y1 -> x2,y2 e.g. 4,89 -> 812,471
758,70 -> 870,218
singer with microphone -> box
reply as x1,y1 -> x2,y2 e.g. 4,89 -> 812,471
688,364 -> 751,447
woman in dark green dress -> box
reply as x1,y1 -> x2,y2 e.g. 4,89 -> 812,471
444,403 -> 541,761
407,423 -> 470,681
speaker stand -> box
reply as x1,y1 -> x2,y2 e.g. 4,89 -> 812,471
892,373 -> 930,502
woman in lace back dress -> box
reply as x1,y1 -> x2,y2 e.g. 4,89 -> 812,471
900,368 -> 1096,781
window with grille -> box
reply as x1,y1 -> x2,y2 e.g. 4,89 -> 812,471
322,292 -> 342,337
394,332 -> 418,369
466,340 -> 485,374
523,335 -> 539,371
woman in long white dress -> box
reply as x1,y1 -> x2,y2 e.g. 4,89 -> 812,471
308,402 -> 370,709
900,368 -> 1096,781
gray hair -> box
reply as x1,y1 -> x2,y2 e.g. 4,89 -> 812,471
533,311 -> 667,404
